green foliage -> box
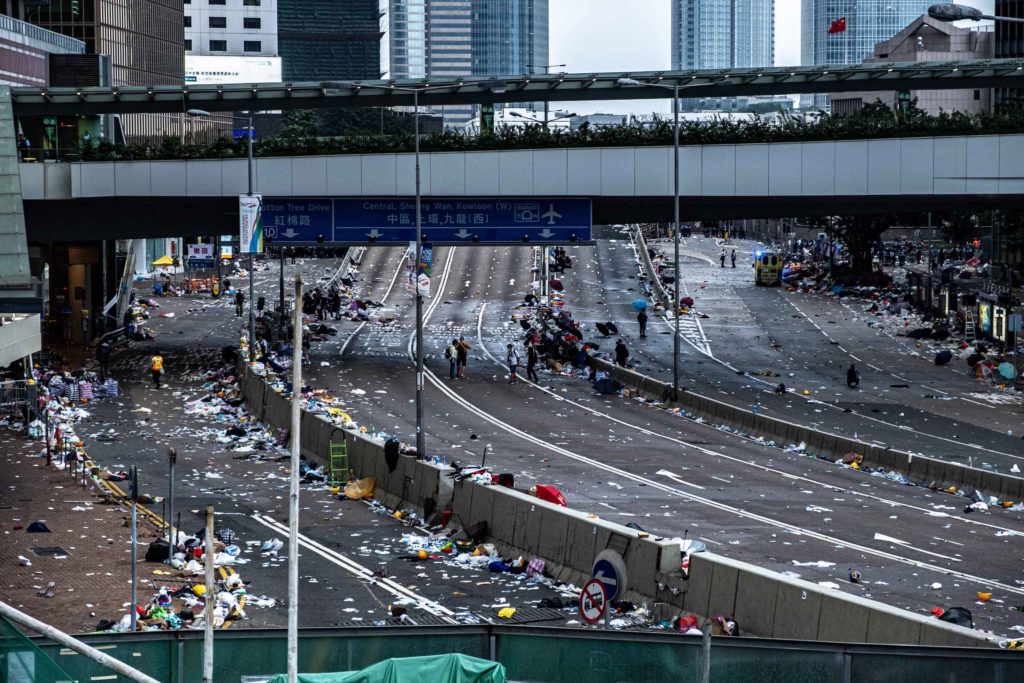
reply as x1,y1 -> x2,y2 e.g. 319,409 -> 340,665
78,102 -> 1024,162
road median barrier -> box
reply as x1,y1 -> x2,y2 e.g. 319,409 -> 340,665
634,229 -> 670,308
585,356 -> 1024,505
236,358 -> 1004,645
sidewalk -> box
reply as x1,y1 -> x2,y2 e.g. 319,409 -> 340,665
0,427 -> 161,634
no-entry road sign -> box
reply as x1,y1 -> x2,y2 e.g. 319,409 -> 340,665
262,197 -> 592,245
579,578 -> 607,625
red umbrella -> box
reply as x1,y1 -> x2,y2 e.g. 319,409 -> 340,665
536,485 -> 567,507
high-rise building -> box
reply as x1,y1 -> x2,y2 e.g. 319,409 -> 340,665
387,0 -> 545,128
278,0 -> 382,81
671,0 -> 774,71
185,0 -> 278,58
10,0 -> 185,139
471,0 -> 547,78
995,1 -> 1024,105
801,1 -> 931,108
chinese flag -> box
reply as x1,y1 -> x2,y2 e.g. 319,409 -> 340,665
828,17 -> 846,34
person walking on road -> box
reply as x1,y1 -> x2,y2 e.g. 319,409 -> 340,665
615,338 -> 629,367
637,308 -> 648,339
525,342 -> 540,382
96,342 -> 111,381
719,249 -> 726,268
730,249 -> 737,268
506,344 -> 520,384
846,364 -> 860,389
234,290 -> 244,317
445,339 -> 458,380
150,351 -> 164,390
456,336 -> 470,379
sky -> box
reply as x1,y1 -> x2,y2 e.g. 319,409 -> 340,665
546,0 -> 995,116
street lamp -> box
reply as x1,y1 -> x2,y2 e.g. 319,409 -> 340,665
243,111 -> 256,356
928,3 -> 1024,22
616,78 -> 707,400
322,78 -> 507,461
526,64 -> 567,127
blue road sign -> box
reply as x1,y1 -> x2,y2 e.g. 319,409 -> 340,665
186,258 -> 216,269
592,549 -> 628,602
261,197 -> 591,245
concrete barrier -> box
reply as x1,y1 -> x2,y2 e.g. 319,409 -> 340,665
586,355 -> 1024,505
634,229 -> 670,308
685,552 -> 998,647
235,359 -> 1004,646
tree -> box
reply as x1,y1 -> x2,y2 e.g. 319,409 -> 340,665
281,109 -> 317,138
804,213 -> 915,281
938,210 -> 980,245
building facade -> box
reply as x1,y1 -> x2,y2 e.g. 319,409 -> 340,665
277,0 -> 382,81
0,12 -> 84,87
995,0 -> 1024,105
801,0 -> 931,108
184,0 -> 277,57
671,0 -> 774,71
830,15 -> 993,115
470,0 -> 547,77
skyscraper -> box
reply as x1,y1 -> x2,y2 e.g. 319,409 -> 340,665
278,0 -> 382,81
470,0 -> 548,78
801,0 -> 931,107
995,1 -> 1024,105
671,0 -> 774,71
387,0 -> 546,128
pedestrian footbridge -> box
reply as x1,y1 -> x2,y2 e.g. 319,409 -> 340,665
20,133 -> 1024,241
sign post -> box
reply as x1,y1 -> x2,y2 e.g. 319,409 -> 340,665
579,578 -> 607,625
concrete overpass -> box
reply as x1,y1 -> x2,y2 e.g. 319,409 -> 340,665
21,133 -> 1024,241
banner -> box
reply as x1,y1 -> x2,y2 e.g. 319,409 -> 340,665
417,244 -> 432,297
239,194 -> 263,253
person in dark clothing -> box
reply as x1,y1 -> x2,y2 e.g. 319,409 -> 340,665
614,339 -> 629,367
235,290 -> 244,317
96,342 -> 111,381
730,249 -> 737,268
525,342 -> 540,382
637,309 -> 648,339
846,364 -> 860,388
456,336 -> 470,379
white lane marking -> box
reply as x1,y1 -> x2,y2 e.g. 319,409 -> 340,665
655,469 -> 706,490
252,514 -> 456,619
471,303 -> 1024,539
339,250 -> 408,357
873,532 -> 961,563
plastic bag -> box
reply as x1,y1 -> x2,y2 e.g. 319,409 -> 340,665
343,476 -> 375,500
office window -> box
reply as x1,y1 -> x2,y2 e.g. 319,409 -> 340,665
243,17 -> 261,29
209,0 -> 226,4
184,15 -> 191,27
243,0 -> 261,4
209,16 -> 226,28
244,41 -> 262,52
974,89 -> 981,100
209,40 -> 227,51
184,39 -> 192,50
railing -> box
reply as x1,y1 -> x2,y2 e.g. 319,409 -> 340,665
0,379 -> 26,409
15,624 -> 1024,683
0,14 -> 85,54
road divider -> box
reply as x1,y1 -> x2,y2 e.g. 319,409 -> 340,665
586,354 -> 1024,506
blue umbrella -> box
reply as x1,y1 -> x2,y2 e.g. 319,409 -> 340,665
997,362 -> 1016,380
632,299 -> 648,312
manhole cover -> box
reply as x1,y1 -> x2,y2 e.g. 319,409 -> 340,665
33,547 -> 69,557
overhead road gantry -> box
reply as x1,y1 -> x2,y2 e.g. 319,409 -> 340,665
10,59 -> 1024,116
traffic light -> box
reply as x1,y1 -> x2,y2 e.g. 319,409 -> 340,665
71,0 -> 80,18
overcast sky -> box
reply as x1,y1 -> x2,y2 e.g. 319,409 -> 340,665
547,0 -> 995,115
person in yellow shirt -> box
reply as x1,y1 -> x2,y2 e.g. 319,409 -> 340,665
150,352 -> 164,389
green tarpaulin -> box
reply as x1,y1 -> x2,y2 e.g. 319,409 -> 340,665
266,653 -> 506,683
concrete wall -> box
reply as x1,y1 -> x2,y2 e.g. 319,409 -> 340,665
685,552 -> 996,647
22,134 -> 1024,202
586,354 -> 1024,505
236,358 -> 999,647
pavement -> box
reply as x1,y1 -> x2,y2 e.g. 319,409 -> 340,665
0,260 -> 571,635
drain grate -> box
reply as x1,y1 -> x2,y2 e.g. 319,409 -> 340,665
33,547 -> 69,557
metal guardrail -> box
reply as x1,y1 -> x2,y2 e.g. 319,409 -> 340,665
0,14 -> 85,54
0,379 -> 26,409
21,624 -> 1024,683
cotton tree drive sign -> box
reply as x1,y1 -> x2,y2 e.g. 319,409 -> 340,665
239,194 -> 263,254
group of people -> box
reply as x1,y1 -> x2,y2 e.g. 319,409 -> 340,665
719,248 -> 738,268
547,247 -> 573,275
302,287 -> 344,321
444,337 -> 473,380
